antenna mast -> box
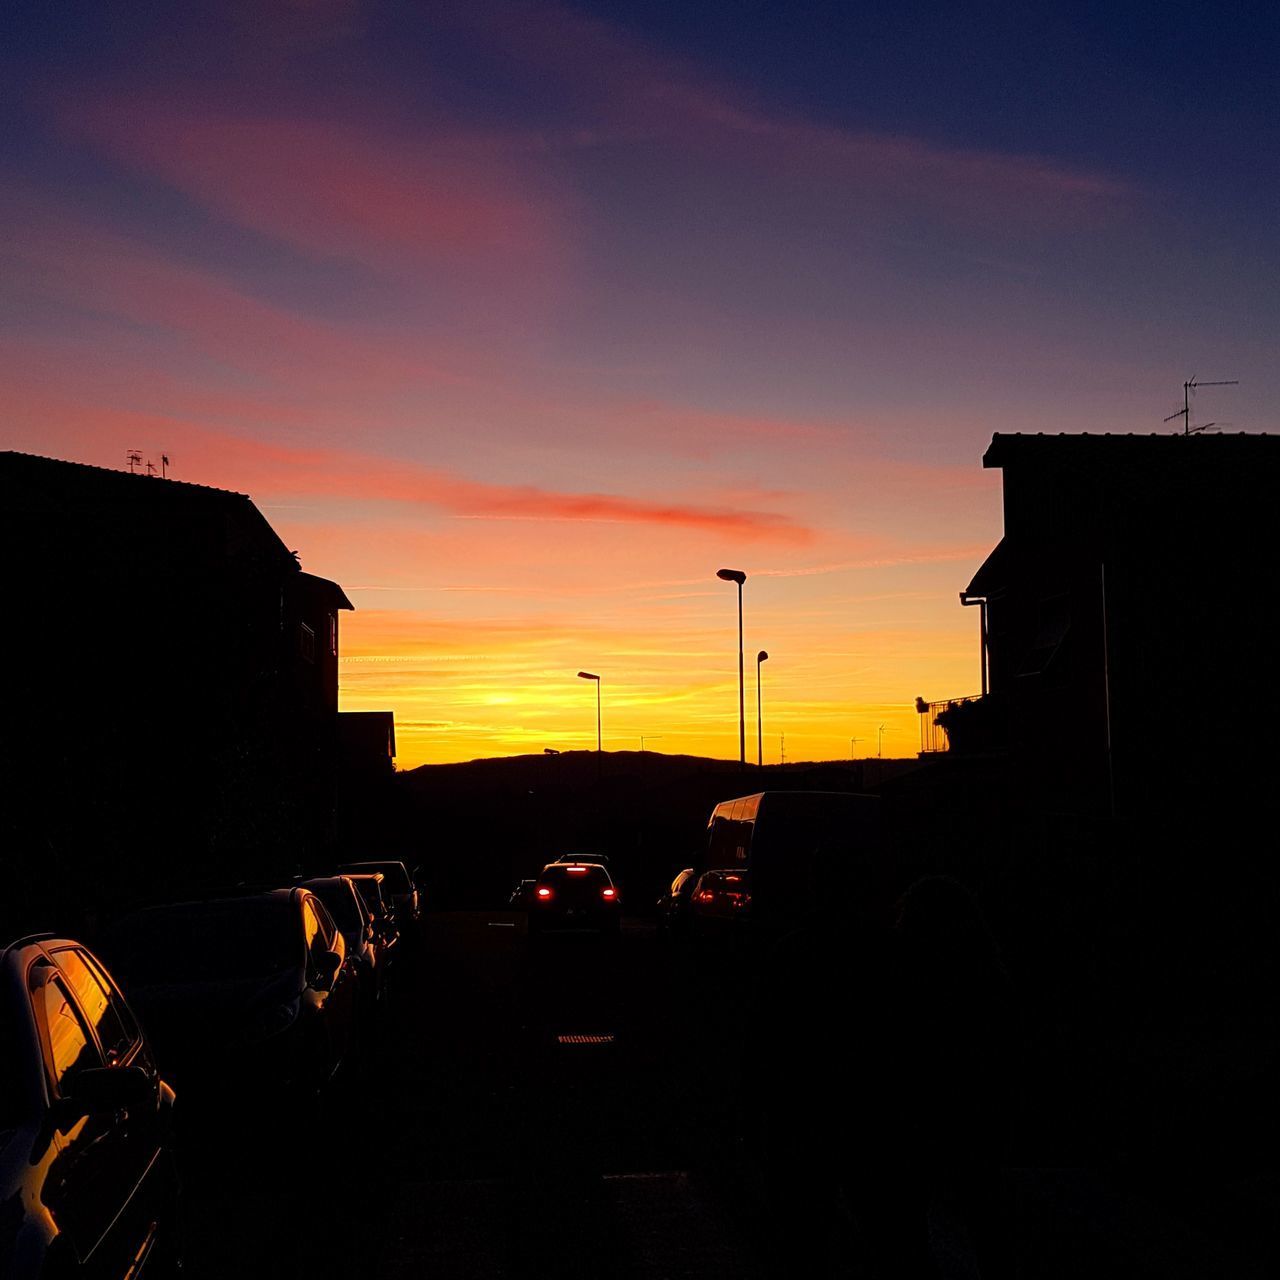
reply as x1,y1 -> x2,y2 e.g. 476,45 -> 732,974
1163,376 -> 1238,435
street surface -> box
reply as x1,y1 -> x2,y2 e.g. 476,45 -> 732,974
178,912 -> 1271,1279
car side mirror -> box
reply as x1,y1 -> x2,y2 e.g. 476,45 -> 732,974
313,949 -> 343,990
66,1065 -> 152,1113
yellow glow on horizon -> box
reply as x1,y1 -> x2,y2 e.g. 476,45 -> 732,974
337,585 -> 985,768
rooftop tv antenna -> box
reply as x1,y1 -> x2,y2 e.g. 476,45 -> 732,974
126,449 -> 142,474
1164,376 -> 1238,435
145,459 -> 157,477
161,454 -> 170,478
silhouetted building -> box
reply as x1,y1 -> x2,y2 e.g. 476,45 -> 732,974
926,432 -> 1280,818
338,711 -> 397,775
0,451 -> 353,929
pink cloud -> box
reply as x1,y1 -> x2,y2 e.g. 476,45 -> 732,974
1,190 -> 466,390
179,429 -> 811,540
57,95 -> 567,284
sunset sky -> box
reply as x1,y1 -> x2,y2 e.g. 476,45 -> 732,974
4,1 -> 1277,766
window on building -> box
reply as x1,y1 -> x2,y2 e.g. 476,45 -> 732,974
300,622 -> 316,663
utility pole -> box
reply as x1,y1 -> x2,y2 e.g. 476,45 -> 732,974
877,724 -> 887,758
850,735 -> 863,760
780,733 -> 786,766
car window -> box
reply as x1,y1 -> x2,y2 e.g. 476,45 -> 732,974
539,865 -> 611,887
53,948 -> 136,1065
311,898 -> 344,959
38,977 -> 101,1093
302,898 -> 325,960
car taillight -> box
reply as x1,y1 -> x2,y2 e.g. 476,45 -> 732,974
536,887 -> 552,899
601,888 -> 616,900
566,866 -> 588,874
696,890 -> 714,902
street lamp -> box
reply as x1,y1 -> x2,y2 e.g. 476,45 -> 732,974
639,735 -> 663,752
577,671 -> 601,753
877,723 -> 887,758
756,650 -> 769,767
717,568 -> 747,767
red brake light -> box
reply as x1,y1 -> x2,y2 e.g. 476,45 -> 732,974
601,888 -> 616,899
566,866 -> 588,874
536,887 -> 552,899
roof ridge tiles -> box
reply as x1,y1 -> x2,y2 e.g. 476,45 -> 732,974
0,450 -> 250,499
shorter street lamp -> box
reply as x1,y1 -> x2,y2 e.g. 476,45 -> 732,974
756,650 -> 769,767
577,671 -> 601,753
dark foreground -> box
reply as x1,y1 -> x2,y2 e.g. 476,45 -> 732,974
179,913 -> 1272,1279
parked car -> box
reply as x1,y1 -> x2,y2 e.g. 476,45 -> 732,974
528,863 -> 621,937
656,867 -> 699,938
507,879 -> 537,909
0,933 -> 181,1276
98,888 -> 359,1099
299,875 -> 387,1018
338,860 -> 421,927
344,873 -> 400,965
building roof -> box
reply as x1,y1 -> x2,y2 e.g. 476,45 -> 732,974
297,571 -> 355,611
1,450 -> 304,568
983,432 -> 1280,469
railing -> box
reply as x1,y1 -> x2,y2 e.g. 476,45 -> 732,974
917,695 -> 982,754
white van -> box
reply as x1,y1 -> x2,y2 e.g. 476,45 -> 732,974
692,791 -> 881,934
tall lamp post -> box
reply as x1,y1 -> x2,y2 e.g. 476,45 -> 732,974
577,671 -> 601,754
716,569 -> 747,768
756,650 -> 769,767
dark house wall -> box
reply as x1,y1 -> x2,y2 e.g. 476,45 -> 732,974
0,452 -> 353,935
964,434 -> 1280,819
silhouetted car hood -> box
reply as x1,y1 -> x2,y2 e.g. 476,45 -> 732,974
127,967 -> 303,1056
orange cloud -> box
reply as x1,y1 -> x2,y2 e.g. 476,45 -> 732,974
176,428 -> 812,540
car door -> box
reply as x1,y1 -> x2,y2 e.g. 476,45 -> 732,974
32,967 -> 144,1275
310,897 -> 355,1073
52,949 -> 167,1241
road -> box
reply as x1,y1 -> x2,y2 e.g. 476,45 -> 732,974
180,912 -> 767,1278
176,912 -> 1273,1279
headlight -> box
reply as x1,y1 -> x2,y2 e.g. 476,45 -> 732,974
245,996 -> 300,1043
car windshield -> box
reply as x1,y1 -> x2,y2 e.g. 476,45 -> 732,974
106,899 -> 299,984
349,879 -> 386,914
348,863 -> 411,893
311,883 -> 364,934
540,865 -> 611,888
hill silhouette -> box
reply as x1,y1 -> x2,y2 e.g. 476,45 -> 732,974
396,750 -> 920,909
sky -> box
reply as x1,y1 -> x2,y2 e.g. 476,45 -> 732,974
3,0 -> 1277,766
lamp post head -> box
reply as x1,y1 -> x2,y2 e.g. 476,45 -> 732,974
716,568 -> 746,585
757,650 -> 769,663
577,671 -> 600,681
